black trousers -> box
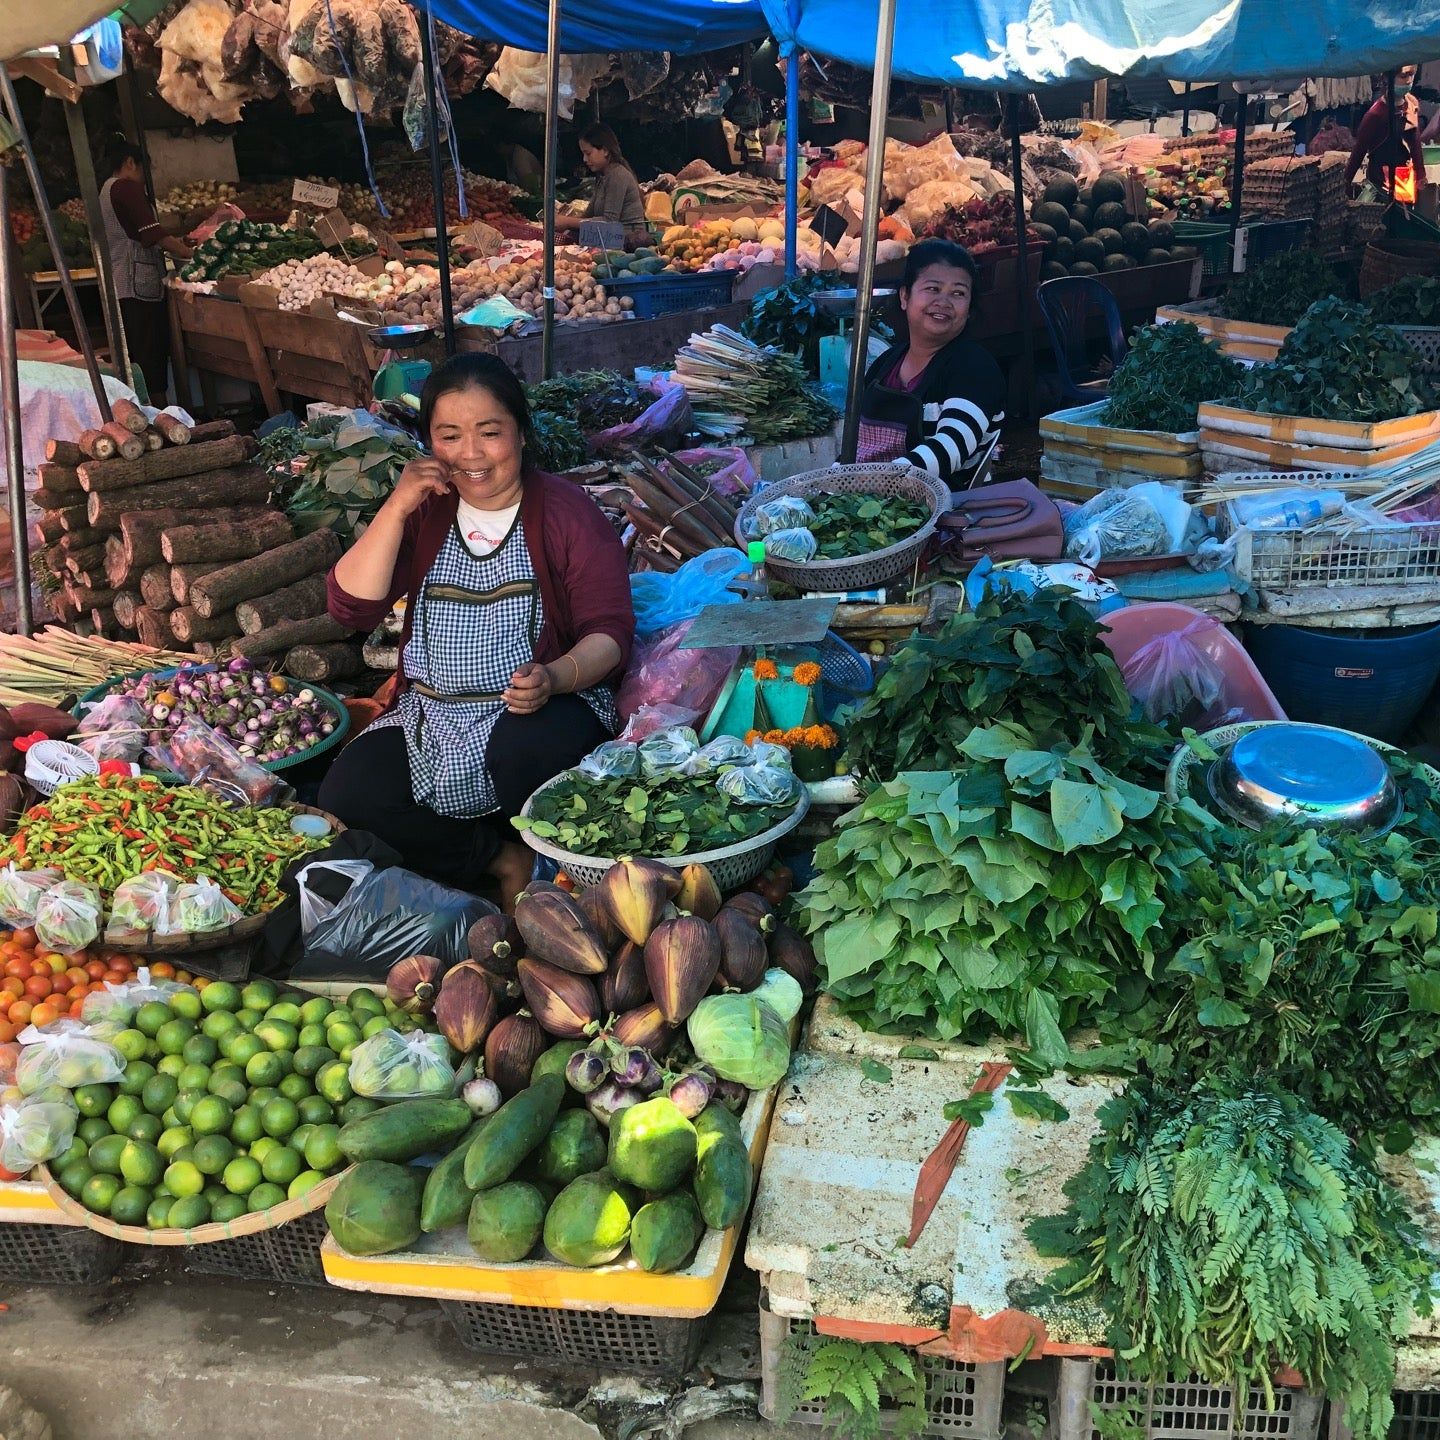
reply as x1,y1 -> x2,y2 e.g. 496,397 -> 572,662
119,297 -> 171,404
317,695 -> 611,889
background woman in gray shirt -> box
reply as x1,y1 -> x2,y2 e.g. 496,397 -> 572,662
556,124 -> 648,244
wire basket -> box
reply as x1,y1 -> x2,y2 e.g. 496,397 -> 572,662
185,1209 -> 329,1287
1392,324 -> 1440,376
733,464 -> 950,592
516,777 -> 811,889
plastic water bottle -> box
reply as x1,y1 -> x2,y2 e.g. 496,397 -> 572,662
1233,489 -> 1346,530
747,540 -> 771,600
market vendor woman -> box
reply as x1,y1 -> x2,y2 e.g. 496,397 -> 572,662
554,124 -> 648,242
320,354 -> 634,907
858,239 -> 1007,489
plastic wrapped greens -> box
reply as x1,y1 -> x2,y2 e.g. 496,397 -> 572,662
716,764 -> 799,806
639,725 -> 701,779
744,495 -> 816,538
761,527 -> 819,563
576,741 -> 642,781
0,1099 -> 78,1176
108,872 -> 181,934
35,880 -> 101,956
348,1027 -> 455,1100
167,876 -> 243,935
0,866 -> 61,928
694,735 -> 754,773
746,740 -> 793,773
1063,488 -> 1171,566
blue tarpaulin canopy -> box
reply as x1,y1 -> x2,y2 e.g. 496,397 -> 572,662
423,0 -> 766,55
760,0 -> 1440,87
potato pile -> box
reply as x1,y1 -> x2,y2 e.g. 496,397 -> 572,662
372,255 -> 635,327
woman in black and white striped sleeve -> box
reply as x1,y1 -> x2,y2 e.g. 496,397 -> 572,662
856,239 -> 1007,492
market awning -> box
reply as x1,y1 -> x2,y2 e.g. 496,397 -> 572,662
421,0 -> 768,55
760,0 -> 1440,87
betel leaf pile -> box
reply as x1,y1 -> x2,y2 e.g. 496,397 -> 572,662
1217,250 -> 1342,328
1029,1079 -> 1433,1440
1366,274 -> 1440,327
1103,321 -> 1243,434
806,493 -> 931,560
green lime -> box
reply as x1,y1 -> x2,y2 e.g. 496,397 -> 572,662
260,1097 -> 299,1139
244,1051 -> 285,1088
292,1046 -> 335,1079
201,981 -> 242,1014
88,1132 -> 128,1175
168,1194 -> 209,1228
326,1022 -> 362,1054
126,1113 -> 163,1145
134,1001 -> 171,1037
234,1008 -> 263,1032
155,1019 -> 196,1056
347,988 -> 385,1018
223,1033 -> 265,1067
339,1096 -> 380,1126
168,989 -> 203,1022
141,1072 -> 180,1117
177,1063 -> 212,1093
109,1185 -> 151,1227
74,1083 -> 113,1118
248,1087 -> 278,1109
290,1123 -> 315,1153
296,1024 -> 326,1050
57,1160 -> 93,1198
173,1088 -> 206,1125
325,1007 -> 355,1030
155,1055 -> 185,1079
117,1060 -> 156,1097
296,1095 -> 334,1127
248,1136 -> 280,1165
209,1077 -> 248,1109
210,1060 -> 244,1085
161,1107 -> 181,1129
201,1010 -> 241,1042
77,1117 -> 112,1145
113,1028 -> 150,1062
56,1136 -> 88,1170
254,1019 -> 298,1054
298,996 -> 333,1026
163,1159 -> 205,1199
278,1072 -> 312,1103
189,1096 -> 234,1137
360,1015 -> 392,1040
303,1124 -> 343,1173
81,1173 -> 122,1215
169,1144 -> 195,1166
222,1155 -> 262,1196
240,979 -> 279,1012
315,1061 -> 353,1106
119,1140 -> 164,1188
192,1134 -> 235,1176
201,1183 -> 227,1210
146,1196 -> 173,1229
210,1193 -> 247,1223
182,1034 -> 219,1067
261,1145 -> 304,1187
288,1170 -> 325,1201
264,1000 -> 302,1025
106,1095 -> 142,1135
247,1181 -> 286,1211
229,1105 -> 263,1147
157,1126 -> 193,1159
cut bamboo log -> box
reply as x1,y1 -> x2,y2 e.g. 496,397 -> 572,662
119,505 -> 273,569
233,614 -> 346,659
141,427 -> 165,452
36,463 -> 83,497
161,512 -> 293,565
112,592 -> 144,630
45,440 -> 83,467
235,574 -> 328,635
78,428 -> 116,461
87,467 -> 271,529
284,642 -> 363,683
134,607 -> 174,649
186,420 -> 235,446
112,398 -> 149,435
170,563 -> 226,607
76,435 -> 257,494
152,412 -> 193,447
190,530 -> 341,619
100,422 -> 144,461
140,566 -> 176,611
169,606 -> 240,644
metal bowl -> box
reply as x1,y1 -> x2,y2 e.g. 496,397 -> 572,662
366,323 -> 436,349
814,287 -> 896,316
1205,723 -> 1402,834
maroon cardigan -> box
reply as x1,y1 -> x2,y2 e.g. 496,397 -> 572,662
327,469 -> 635,702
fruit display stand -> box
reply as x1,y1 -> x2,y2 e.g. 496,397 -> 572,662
1154,299 -> 1291,363
1038,400 -> 1203,499
0,1178 -> 127,1285
320,1077 -> 784,1377
1197,403 -> 1440,472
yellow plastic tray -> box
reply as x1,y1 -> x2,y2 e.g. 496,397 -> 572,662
1039,400 -> 1200,457
0,1178 -> 69,1226
1197,402 -> 1440,450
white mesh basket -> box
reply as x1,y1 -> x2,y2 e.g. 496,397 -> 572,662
24,741 -> 99,796
733,464 -> 949,592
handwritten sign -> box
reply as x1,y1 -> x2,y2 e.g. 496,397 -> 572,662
292,178 -> 340,210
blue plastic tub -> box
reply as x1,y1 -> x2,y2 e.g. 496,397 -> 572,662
1241,621 -> 1440,743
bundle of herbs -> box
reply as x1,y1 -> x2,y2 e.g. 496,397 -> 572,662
525,370 -> 648,435
1216,250 -> 1342,327
1103,322 -> 1243,433
1366,274 -> 1440,327
1029,1077 -> 1433,1440
1225,297 -> 1435,422
528,409 -> 589,473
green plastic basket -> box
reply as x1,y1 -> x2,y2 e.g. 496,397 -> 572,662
1172,220 -> 1232,278
73,664 -> 350,781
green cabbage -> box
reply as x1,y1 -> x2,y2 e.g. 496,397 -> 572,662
687,994 -> 791,1090
752,968 -> 803,1025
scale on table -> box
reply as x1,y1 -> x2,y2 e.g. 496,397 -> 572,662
680,598 -> 840,741
815,288 -> 895,394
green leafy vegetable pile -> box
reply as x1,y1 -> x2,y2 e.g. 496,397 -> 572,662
1103,322 -> 1243,433
1030,1078 -> 1433,1440
1217,251 -> 1342,327
528,409 -> 589,473
806,493 -> 931,560
1366,274 -> 1440,327
1226,297 -> 1435,422
525,370 -> 648,435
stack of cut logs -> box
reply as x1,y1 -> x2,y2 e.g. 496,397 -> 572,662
38,400 -> 364,685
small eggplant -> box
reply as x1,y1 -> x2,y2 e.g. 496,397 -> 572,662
565,1045 -> 610,1095
713,1077 -> 748,1112
587,1077 -> 642,1129
610,1045 -> 652,1087
666,1068 -> 716,1119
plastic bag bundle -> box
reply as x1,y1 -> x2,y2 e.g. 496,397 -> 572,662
694,735 -> 754,773
80,967 -> 195,1027
348,1027 -> 455,1099
745,495 -> 816,539
716,763 -> 798,807
616,620 -> 738,725
576,741 -> 642,781
761,527 -> 819,563
0,866 -> 62,928
638,726 -> 701,779
1064,488 -> 1170,566
589,381 -> 692,457
16,1022 -> 125,1095
108,871 -> 181,934
670,447 -> 757,499
148,716 -> 290,807
1121,619 -> 1229,726
746,739 -> 793,773
0,1099 -> 78,1176
618,704 -> 701,744
168,876 -> 243,935
35,880 -> 101,956
76,693 -> 148,763
630,548 -> 749,638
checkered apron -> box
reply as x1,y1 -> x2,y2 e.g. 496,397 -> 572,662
370,517 -> 618,819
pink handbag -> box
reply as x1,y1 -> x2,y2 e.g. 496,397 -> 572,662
935,480 -> 1064,567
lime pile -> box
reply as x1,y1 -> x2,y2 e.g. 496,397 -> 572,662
51,980 -> 413,1230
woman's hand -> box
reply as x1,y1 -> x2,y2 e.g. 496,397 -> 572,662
504,661 -> 554,715
386,458 -> 453,519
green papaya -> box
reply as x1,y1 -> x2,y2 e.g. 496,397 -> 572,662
420,1119 -> 488,1232
631,1192 -> 705,1274
543,1169 -> 635,1266
608,1097 -> 696,1192
634,257 -> 667,275
463,1074 -> 565,1191
693,1134 -> 752,1230
325,1160 -> 424,1255
534,1109 -> 607,1187
338,1097 -> 473,1163
468,1180 -> 547,1262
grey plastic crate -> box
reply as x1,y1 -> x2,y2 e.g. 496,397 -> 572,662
0,1221 -> 124,1284
1327,1388 -> 1440,1440
1056,1359 -> 1325,1440
184,1210 -> 328,1287
759,1306 -> 1006,1437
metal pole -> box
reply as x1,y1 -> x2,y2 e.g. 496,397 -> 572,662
1181,81 -> 1192,137
838,0 -> 898,463
1092,79 -> 1108,122
541,0 -> 562,380
0,73 -> 113,423
418,5 -> 456,356
1007,93 -> 1035,424
1385,70 -> 1398,201
0,166 -> 36,638
1229,90 -> 1247,271
784,49 -> 800,277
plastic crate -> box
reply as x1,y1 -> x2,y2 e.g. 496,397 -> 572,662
1392,325 -> 1440,376
184,1210 -> 329,1287
759,1308 -> 1006,1438
1173,221 -> 1233,278
1328,1388 -> 1440,1440
0,1221 -> 124,1284
1056,1359 -> 1325,1440
1241,219 -> 1314,268
440,1299 -> 707,1378
599,270 -> 736,319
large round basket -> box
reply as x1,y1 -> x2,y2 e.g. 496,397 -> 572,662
100,805 -> 346,954
1359,237 -> 1440,298
516,779 -> 811,890
73,666 -> 351,781
35,1162 -> 347,1246
732,464 -> 949,592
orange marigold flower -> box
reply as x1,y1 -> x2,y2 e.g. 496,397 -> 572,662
753,659 -> 780,680
792,662 -> 822,687
763,729 -> 785,744
744,730 -> 761,745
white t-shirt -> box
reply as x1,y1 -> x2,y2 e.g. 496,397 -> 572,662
455,498 -> 521,557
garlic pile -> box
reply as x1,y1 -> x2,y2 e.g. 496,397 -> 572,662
260,254 -> 372,311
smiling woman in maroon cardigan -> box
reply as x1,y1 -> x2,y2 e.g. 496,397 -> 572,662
320,354 -> 635,908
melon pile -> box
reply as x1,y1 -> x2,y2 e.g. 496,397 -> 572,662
1029,173 -> 1196,281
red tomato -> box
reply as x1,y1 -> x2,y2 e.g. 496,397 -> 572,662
22,975 -> 51,1001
